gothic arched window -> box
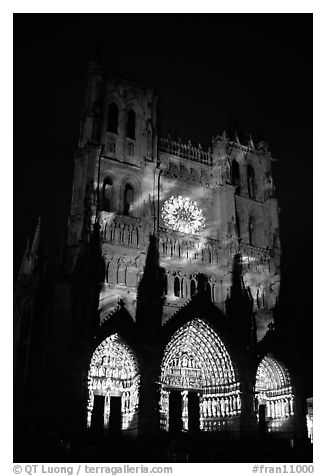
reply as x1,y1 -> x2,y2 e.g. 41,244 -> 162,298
102,177 -> 113,211
247,164 -> 256,199
190,279 -> 196,298
174,277 -> 180,297
206,282 -> 212,300
127,110 -> 136,139
123,184 -> 134,216
107,103 -> 119,133
231,160 -> 240,190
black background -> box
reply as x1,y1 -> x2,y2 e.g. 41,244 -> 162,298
14,13 -> 312,393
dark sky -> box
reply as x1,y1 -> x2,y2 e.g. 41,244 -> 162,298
14,13 -> 312,388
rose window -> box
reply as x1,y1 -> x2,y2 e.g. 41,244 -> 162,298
162,195 -> 205,234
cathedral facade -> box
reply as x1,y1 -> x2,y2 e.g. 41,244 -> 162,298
14,61 -> 308,456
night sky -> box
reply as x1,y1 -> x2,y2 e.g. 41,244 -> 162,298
14,14 -> 312,390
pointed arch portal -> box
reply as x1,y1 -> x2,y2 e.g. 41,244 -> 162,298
87,334 -> 139,432
255,355 -> 294,432
160,318 -> 241,432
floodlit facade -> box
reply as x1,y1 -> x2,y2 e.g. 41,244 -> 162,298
14,61 -> 308,448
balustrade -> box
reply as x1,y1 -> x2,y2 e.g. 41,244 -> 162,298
159,137 -> 212,166
158,228 -> 218,263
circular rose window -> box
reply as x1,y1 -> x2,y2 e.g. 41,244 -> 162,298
162,195 -> 205,234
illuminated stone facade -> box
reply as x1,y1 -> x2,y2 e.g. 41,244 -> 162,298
67,62 -> 281,339
14,61 -> 308,448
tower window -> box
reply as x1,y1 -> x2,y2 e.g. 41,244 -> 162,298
123,184 -> 134,216
102,177 -> 113,212
127,141 -> 135,158
107,103 -> 119,133
231,160 -> 240,190
127,110 -> 136,139
247,164 -> 256,199
174,277 -> 180,297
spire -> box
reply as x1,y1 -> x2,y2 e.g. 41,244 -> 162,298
30,215 -> 41,255
248,133 -> 255,149
136,234 -> 165,343
17,215 -> 41,281
18,236 -> 31,278
137,234 -> 164,300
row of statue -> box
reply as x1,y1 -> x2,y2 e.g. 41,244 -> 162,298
159,390 -> 242,420
100,221 -> 140,246
90,365 -> 135,380
90,376 -> 136,391
263,396 -> 294,419
160,240 -> 217,263
200,393 -> 241,417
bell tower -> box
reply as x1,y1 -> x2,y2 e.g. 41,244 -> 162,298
66,61 -> 160,324
211,132 -> 281,339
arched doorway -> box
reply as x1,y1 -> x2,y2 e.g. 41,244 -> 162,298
255,354 -> 294,433
160,318 -> 241,432
87,334 -> 140,433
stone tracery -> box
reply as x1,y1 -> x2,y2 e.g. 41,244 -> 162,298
160,318 -> 241,431
87,334 -> 140,431
162,195 -> 205,235
255,355 -> 294,431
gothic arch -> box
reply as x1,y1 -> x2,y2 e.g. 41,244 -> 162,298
159,318 -> 241,432
255,354 -> 294,431
124,101 -> 143,137
124,100 -> 143,118
205,281 -> 212,300
101,176 -> 114,212
190,278 -> 197,298
231,159 -> 240,188
105,93 -> 124,113
119,176 -> 141,216
87,333 -> 140,431
174,275 -> 181,297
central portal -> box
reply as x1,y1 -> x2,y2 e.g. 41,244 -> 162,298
160,319 -> 241,432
